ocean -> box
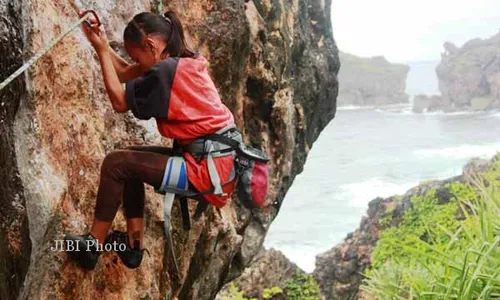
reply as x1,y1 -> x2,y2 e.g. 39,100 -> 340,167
263,61 -> 500,272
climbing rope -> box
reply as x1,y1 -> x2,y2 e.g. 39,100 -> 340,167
0,10 -> 100,92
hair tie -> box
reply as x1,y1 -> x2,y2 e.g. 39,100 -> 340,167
163,15 -> 172,25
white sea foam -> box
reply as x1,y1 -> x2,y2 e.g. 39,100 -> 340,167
414,143 -> 500,160
375,107 -> 483,116
337,105 -> 372,111
423,110 -> 480,116
338,178 -> 417,208
374,105 -> 413,115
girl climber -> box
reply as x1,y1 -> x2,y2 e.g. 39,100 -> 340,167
64,11 -> 240,270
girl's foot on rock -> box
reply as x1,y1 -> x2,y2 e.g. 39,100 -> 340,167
64,232 -> 102,270
105,230 -> 148,269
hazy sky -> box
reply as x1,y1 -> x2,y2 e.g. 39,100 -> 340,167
332,0 -> 500,63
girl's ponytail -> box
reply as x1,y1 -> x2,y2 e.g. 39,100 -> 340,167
124,11 -> 196,58
162,11 -> 196,58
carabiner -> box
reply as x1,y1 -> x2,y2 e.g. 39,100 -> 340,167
80,10 -> 101,27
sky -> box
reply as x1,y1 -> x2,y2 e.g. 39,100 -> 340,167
331,0 -> 500,63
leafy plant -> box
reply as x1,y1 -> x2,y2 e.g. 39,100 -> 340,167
361,158 -> 500,299
223,283 -> 257,300
285,269 -> 322,300
262,286 -> 284,299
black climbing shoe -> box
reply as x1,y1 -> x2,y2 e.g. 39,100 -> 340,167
104,230 -> 147,269
64,232 -> 102,270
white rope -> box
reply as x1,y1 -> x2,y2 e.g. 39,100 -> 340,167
0,14 -> 89,92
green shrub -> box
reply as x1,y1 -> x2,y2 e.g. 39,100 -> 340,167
221,283 -> 257,300
370,184 -> 471,271
362,159 -> 500,299
285,269 -> 322,300
262,286 -> 284,299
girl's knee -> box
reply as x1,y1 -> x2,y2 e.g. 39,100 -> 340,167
101,150 -> 129,175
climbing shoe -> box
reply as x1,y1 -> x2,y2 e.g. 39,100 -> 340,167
104,230 -> 147,269
64,232 -> 102,270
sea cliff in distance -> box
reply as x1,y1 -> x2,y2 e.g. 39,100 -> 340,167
414,30 -> 500,113
338,52 -> 410,107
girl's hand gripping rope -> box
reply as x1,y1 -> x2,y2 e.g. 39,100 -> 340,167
79,11 -> 108,52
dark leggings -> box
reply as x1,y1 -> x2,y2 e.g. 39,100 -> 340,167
94,146 -> 172,222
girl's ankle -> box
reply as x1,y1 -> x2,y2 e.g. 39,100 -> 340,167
128,232 -> 143,249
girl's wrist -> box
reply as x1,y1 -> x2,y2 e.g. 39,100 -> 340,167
96,46 -> 110,57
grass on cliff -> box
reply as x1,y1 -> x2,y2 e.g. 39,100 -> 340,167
222,270 -> 321,300
361,157 -> 500,299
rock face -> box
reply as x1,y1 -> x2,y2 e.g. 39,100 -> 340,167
338,52 -> 409,107
312,196 -> 393,299
0,1 -> 31,299
412,94 -> 444,113
436,31 -> 500,111
216,248 -> 302,299
0,0 -> 338,299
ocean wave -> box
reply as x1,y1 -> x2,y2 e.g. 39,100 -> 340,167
337,105 -> 373,111
338,178 -> 417,208
414,143 -> 500,160
423,110 -> 481,116
375,107 -> 485,116
375,107 -> 413,115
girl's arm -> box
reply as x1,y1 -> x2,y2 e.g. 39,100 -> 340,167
80,19 -> 128,112
97,48 -> 128,112
108,45 -> 129,72
107,45 -> 146,82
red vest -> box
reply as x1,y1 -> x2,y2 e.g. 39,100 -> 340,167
126,56 -> 236,207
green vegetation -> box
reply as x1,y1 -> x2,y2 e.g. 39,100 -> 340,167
362,157 -> 500,299
221,269 -> 321,300
285,269 -> 322,300
263,287 -> 284,299
224,283 -> 257,300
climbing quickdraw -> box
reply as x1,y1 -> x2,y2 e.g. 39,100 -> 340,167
0,10 -> 100,92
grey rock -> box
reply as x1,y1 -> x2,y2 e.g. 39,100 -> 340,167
436,30 -> 500,111
338,52 -> 410,107
217,248 -> 303,299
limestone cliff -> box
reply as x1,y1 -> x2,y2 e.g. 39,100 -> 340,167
0,0 -> 338,299
338,52 -> 409,107
436,31 -> 500,111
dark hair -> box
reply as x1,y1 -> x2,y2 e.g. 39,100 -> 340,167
123,11 -> 196,58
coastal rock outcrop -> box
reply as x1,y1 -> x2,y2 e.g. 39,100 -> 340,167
312,155 -> 499,299
216,248 -> 303,299
412,94 -> 444,113
0,0 -> 339,299
436,30 -> 500,111
338,52 -> 409,107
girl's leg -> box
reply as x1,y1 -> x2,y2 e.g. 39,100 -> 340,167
90,149 -> 170,244
123,179 -> 146,248
121,146 -> 172,248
